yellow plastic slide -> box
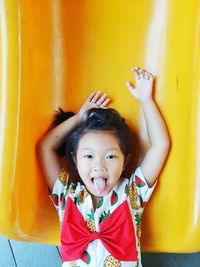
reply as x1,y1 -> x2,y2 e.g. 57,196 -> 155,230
1,0 -> 200,252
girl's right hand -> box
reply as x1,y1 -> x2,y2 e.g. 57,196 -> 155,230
78,91 -> 110,119
126,67 -> 154,103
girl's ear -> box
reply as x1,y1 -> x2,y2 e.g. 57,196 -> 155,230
123,153 -> 132,170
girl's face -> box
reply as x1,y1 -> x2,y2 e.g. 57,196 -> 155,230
75,131 -> 125,198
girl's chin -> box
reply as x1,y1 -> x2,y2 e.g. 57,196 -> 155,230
87,184 -> 110,197
94,188 -> 110,197
89,188 -> 107,198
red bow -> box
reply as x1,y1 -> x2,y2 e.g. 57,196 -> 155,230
61,197 -> 138,262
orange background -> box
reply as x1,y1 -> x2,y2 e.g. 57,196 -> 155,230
0,0 -> 200,252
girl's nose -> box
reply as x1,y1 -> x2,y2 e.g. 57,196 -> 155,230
93,167 -> 106,172
93,161 -> 106,172
93,157 -> 106,172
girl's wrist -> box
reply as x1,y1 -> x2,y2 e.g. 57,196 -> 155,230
139,97 -> 154,105
74,113 -> 82,123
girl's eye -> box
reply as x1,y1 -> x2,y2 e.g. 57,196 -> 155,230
83,155 -> 93,159
106,155 -> 117,159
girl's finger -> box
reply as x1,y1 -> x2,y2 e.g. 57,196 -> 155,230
87,92 -> 96,102
143,73 -> 149,80
137,68 -> 143,73
132,67 -> 140,80
90,90 -> 101,103
100,98 -> 110,108
133,66 -> 140,72
132,67 -> 154,80
145,71 -> 154,81
126,81 -> 135,89
132,67 -> 139,74
149,75 -> 154,81
96,93 -> 107,106
126,81 -> 137,98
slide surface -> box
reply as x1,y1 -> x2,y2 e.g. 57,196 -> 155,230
0,0 -> 200,252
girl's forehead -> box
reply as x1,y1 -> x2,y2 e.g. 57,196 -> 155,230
78,131 -> 120,147
80,130 -> 116,140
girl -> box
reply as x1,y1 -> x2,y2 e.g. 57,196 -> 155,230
39,67 -> 170,267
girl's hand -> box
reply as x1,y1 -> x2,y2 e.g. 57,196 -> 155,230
78,91 -> 110,119
126,67 -> 154,103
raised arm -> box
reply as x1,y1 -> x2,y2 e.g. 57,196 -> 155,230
126,67 -> 170,187
38,91 -> 110,191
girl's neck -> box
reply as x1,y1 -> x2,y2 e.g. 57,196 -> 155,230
92,195 -> 103,211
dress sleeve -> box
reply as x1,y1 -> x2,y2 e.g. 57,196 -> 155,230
128,167 -> 157,208
49,168 -> 75,212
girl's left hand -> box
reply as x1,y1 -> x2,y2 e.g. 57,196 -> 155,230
126,67 -> 154,102
78,91 -> 110,119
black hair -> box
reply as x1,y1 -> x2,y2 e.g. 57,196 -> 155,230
51,108 -> 75,156
67,108 -> 133,162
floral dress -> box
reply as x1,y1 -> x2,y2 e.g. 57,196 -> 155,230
50,167 -> 156,267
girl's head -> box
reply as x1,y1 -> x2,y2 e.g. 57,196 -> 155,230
68,108 -> 132,161
54,108 -> 136,197
68,108 -> 133,196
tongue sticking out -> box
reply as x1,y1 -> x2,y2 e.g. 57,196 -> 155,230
93,178 -> 106,195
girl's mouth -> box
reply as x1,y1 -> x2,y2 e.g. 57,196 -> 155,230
92,177 -> 107,195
